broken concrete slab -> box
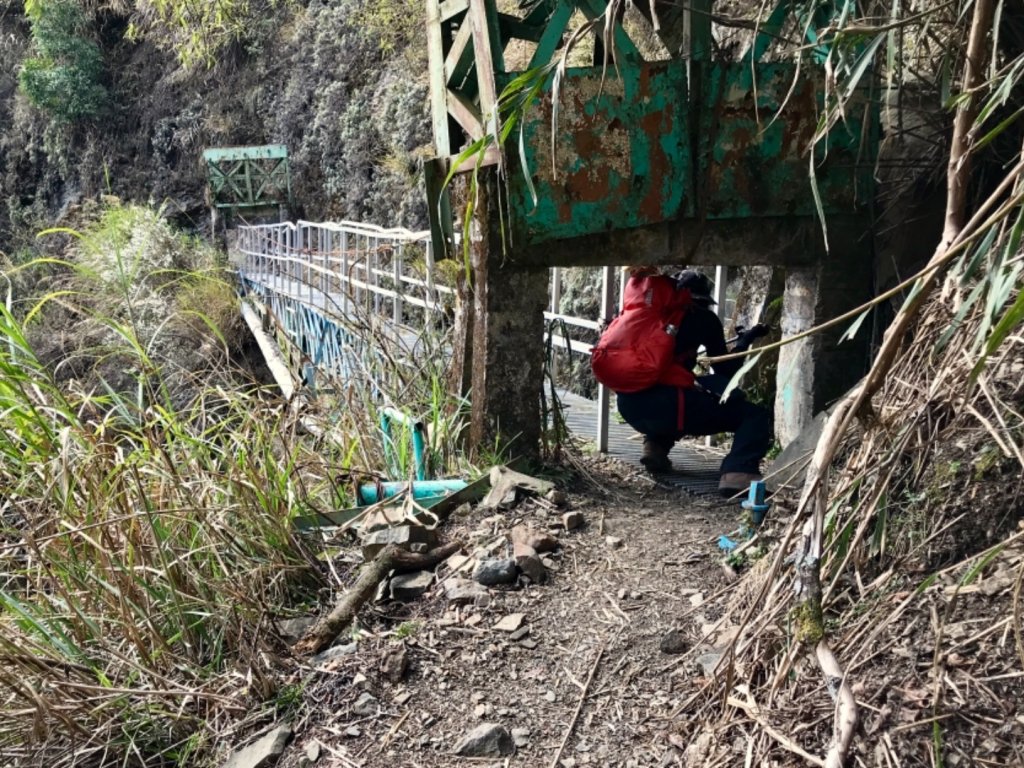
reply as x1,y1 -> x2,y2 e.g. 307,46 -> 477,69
361,525 -> 438,561
221,724 -> 292,768
454,722 -> 515,757
390,570 -> 434,601
481,466 -> 554,509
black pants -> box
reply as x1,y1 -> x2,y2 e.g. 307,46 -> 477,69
616,377 -> 772,474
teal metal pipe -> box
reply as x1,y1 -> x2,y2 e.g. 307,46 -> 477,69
357,479 -> 468,507
380,407 -> 428,481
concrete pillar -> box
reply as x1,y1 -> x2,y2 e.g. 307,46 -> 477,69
465,170 -> 547,461
775,268 -> 818,446
775,222 -> 873,446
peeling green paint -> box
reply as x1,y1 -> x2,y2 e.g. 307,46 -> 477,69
497,60 -> 877,246
700,63 -> 874,219
499,61 -> 689,245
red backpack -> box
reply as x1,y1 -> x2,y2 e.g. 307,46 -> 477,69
590,273 -> 696,393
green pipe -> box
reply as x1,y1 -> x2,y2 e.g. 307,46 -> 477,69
380,407 -> 428,481
357,479 -> 468,507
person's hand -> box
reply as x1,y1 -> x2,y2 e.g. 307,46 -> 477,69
742,323 -> 769,342
733,323 -> 770,352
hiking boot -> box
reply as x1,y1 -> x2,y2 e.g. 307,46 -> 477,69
640,439 -> 673,473
718,472 -> 762,497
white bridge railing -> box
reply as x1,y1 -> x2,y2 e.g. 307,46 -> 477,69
235,220 -> 453,333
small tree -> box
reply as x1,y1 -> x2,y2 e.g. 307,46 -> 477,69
19,0 -> 108,121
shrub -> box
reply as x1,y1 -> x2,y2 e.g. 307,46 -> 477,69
18,0 -> 108,121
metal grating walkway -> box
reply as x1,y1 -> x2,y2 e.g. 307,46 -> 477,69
558,391 -> 726,496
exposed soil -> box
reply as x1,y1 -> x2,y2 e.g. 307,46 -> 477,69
269,453 -> 746,768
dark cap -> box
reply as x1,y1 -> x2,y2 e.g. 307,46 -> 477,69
676,269 -> 716,305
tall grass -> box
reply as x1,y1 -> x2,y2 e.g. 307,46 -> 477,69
0,204 -> 335,766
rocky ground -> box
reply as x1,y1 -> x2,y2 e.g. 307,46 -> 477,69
224,452 -> 751,768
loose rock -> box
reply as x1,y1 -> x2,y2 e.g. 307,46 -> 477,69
474,558 -> 517,586
303,740 -> 320,764
445,578 -> 490,605
605,535 -> 623,549
511,727 -> 531,747
659,629 -> 688,655
352,692 -> 377,716
389,570 -> 434,601
221,725 -> 292,768
545,489 -> 568,507
515,547 -> 546,583
510,524 -> 560,554
493,613 -> 525,632
696,651 -> 723,677
312,642 -> 358,668
562,511 -> 584,530
361,525 -> 438,561
276,617 -> 316,643
453,722 -> 515,757
381,646 -> 408,683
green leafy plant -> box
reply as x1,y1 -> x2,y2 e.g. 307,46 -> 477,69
19,0 -> 108,121
129,0 -> 292,69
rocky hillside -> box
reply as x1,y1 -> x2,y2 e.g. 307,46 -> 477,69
0,0 -> 433,256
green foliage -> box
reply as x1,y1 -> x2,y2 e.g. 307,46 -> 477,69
350,0 -> 423,58
0,204 -> 339,764
392,621 -> 420,639
18,0 -> 108,121
129,0 -> 290,69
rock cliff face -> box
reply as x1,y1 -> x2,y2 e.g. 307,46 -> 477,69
0,1 -> 432,253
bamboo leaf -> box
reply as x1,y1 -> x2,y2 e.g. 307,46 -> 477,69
809,152 -> 830,251
720,351 -> 763,403
839,306 -> 871,343
973,106 -> 1024,151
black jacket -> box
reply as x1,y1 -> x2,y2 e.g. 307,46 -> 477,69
674,305 -> 740,380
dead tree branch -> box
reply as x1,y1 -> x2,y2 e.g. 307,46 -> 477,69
295,541 -> 463,655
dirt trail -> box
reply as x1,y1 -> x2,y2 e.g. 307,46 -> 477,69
279,457 -> 745,768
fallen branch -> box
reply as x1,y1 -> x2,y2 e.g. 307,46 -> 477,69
816,640 -> 857,768
295,541 -> 463,655
549,641 -> 605,768
726,694 -> 825,767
